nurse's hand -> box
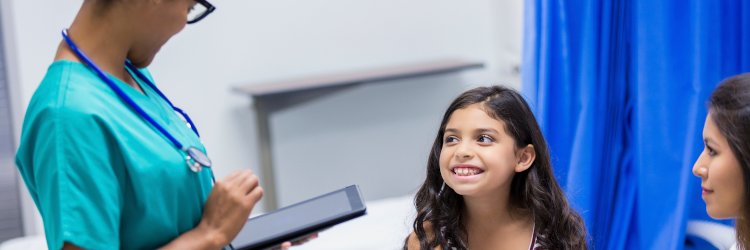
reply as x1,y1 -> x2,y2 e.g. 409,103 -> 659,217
279,233 -> 319,249
199,170 -> 264,248
160,170 -> 263,250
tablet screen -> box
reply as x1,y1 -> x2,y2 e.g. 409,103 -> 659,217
231,185 -> 365,249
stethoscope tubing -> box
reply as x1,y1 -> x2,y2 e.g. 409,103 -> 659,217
61,29 -> 214,178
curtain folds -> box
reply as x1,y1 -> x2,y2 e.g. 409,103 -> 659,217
523,0 -> 750,248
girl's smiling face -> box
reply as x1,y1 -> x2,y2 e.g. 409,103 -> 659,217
439,103 -> 534,198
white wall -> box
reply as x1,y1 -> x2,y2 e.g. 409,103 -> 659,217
2,0 -> 522,236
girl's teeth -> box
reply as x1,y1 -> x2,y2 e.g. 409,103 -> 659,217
455,168 -> 480,176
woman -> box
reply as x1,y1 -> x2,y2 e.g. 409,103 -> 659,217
693,73 -> 750,249
15,0 -> 305,249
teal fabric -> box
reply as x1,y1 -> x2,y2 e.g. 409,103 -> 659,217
16,60 -> 214,250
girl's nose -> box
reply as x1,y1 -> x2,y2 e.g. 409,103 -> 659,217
455,144 -> 474,160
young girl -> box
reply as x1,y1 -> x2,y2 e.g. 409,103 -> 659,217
693,73 -> 750,249
405,86 -> 588,249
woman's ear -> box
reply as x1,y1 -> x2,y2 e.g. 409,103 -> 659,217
515,144 -> 536,172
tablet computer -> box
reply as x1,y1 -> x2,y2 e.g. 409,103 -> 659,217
230,185 -> 367,250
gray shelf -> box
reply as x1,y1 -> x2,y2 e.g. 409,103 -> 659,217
234,58 -> 483,211
234,59 -> 483,97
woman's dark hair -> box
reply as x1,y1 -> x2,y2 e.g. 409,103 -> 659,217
708,73 -> 750,249
406,86 -> 588,249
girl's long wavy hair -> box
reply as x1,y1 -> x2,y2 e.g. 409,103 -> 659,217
406,86 -> 588,249
708,73 -> 750,249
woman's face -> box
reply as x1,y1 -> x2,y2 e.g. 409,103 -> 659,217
126,0 -> 196,67
693,113 -> 746,219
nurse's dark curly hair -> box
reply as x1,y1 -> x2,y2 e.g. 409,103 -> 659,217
708,73 -> 750,250
405,86 -> 588,249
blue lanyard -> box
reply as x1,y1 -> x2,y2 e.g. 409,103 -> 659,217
61,29 -> 212,172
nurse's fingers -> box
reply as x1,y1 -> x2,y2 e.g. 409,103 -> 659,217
221,170 -> 242,184
280,242 -> 292,250
223,170 -> 255,186
291,233 -> 318,246
245,184 -> 264,207
237,172 -> 260,195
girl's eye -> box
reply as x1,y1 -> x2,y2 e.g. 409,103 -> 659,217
444,136 -> 459,143
478,135 -> 494,143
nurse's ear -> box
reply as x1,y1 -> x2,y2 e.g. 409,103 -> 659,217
515,144 -> 536,173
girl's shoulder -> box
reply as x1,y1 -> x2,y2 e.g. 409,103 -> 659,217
405,231 -> 420,250
405,221 -> 443,250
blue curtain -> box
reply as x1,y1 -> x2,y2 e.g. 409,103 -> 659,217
522,0 -> 750,249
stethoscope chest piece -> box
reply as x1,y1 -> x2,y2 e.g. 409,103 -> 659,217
185,146 -> 212,172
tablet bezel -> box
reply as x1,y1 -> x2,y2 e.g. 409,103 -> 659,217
233,185 -> 367,250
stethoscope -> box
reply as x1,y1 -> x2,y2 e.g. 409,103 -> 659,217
61,29 -> 213,175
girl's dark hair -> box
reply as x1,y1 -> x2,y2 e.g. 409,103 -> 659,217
708,73 -> 750,249
406,86 -> 588,249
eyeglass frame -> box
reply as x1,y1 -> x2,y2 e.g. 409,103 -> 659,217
187,0 -> 216,24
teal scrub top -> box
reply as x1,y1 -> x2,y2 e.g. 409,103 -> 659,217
15,60 -> 215,250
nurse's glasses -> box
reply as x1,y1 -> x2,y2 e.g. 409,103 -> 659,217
187,0 -> 216,24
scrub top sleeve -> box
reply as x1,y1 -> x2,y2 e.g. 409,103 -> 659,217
30,107 -> 124,250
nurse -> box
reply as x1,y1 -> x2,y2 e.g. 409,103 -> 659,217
15,0 -> 306,249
